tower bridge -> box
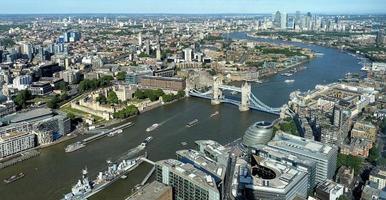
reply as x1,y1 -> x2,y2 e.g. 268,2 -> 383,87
188,76 -> 282,115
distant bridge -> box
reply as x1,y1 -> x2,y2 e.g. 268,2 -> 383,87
188,76 -> 282,115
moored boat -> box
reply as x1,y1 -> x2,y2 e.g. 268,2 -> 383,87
3,173 -> 25,184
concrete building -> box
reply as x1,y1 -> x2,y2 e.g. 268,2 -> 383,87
369,167 -> 386,190
127,181 -> 172,200
0,100 -> 16,118
257,146 -> 317,191
12,74 -> 32,90
139,76 -> 186,91
242,121 -> 274,148
315,180 -> 344,200
61,70 -> 81,84
104,85 -> 137,102
176,149 -> 226,183
351,120 -> 377,143
268,132 -> 338,185
184,48 -> 193,62
0,131 -> 35,158
195,140 -> 230,166
243,155 -> 309,200
29,81 -> 53,96
155,159 -> 220,200
340,137 -> 372,158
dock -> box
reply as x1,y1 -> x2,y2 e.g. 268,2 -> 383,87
65,121 -> 135,152
140,166 -> 155,186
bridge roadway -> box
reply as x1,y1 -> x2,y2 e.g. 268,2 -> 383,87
189,90 -> 281,115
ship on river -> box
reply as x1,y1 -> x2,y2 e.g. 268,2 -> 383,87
186,119 -> 199,127
146,123 -> 159,132
3,173 -> 25,184
107,129 -> 123,137
62,153 -> 145,200
65,142 -> 85,153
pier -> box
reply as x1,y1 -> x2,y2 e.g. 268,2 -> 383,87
140,166 -> 155,186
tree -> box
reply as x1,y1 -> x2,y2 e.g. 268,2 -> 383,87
67,113 -> 76,120
47,95 -> 60,109
368,145 -> 380,164
96,94 -> 107,104
338,195 -> 349,200
337,153 -> 363,175
14,90 -> 32,109
58,82 -> 69,91
113,105 -> 139,119
116,71 -> 127,81
107,90 -> 119,104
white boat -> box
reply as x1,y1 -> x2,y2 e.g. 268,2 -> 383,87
186,119 -> 199,127
107,129 -> 123,137
284,79 -> 295,83
146,123 -> 159,132
210,111 -> 219,118
141,136 -> 153,147
281,73 -> 293,77
65,142 -> 86,153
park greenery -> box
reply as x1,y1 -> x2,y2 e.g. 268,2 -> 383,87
113,105 -> 139,119
79,76 -> 113,92
116,71 -> 127,81
134,89 -> 164,101
255,46 -> 306,57
0,38 -> 16,47
337,153 -> 363,175
96,90 -> 119,105
13,90 -> 32,109
47,92 -> 69,109
368,145 -> 380,164
162,90 -> 185,102
107,90 -> 119,104
274,117 -> 299,136
134,89 -> 185,102
138,52 -> 149,58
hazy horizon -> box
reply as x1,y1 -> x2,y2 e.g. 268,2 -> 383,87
1,0 -> 385,15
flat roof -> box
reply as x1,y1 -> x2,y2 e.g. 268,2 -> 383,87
156,159 -> 219,191
268,132 -> 335,159
176,149 -> 226,180
126,181 -> 171,200
10,108 -> 53,123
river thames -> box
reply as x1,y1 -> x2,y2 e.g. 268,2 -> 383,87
0,32 -> 363,200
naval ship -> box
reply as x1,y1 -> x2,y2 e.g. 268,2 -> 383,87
62,153 -> 146,200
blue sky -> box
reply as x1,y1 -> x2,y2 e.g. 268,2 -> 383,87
1,0 -> 385,14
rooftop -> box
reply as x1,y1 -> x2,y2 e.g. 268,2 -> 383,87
0,131 -> 32,142
156,159 -> 219,191
176,149 -> 226,180
10,108 -> 53,123
268,132 -> 336,159
195,140 -> 229,158
248,155 -> 308,193
126,181 -> 171,200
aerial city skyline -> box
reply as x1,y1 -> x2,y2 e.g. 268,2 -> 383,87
0,1 -> 385,200
1,0 -> 386,14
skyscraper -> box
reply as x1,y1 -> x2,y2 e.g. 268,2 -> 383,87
376,29 -> 385,46
280,12 -> 288,29
184,48 -> 192,62
273,11 -> 282,28
138,32 -> 142,46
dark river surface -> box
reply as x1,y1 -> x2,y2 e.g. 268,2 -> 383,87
0,32 -> 363,200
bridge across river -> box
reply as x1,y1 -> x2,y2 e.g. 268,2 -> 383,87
188,76 -> 282,115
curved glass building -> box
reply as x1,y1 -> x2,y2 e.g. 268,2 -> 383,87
242,121 -> 273,148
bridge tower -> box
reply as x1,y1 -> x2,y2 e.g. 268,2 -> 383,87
211,76 -> 223,105
239,82 -> 251,111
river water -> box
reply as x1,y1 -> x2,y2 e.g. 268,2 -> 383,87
0,32 -> 363,200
